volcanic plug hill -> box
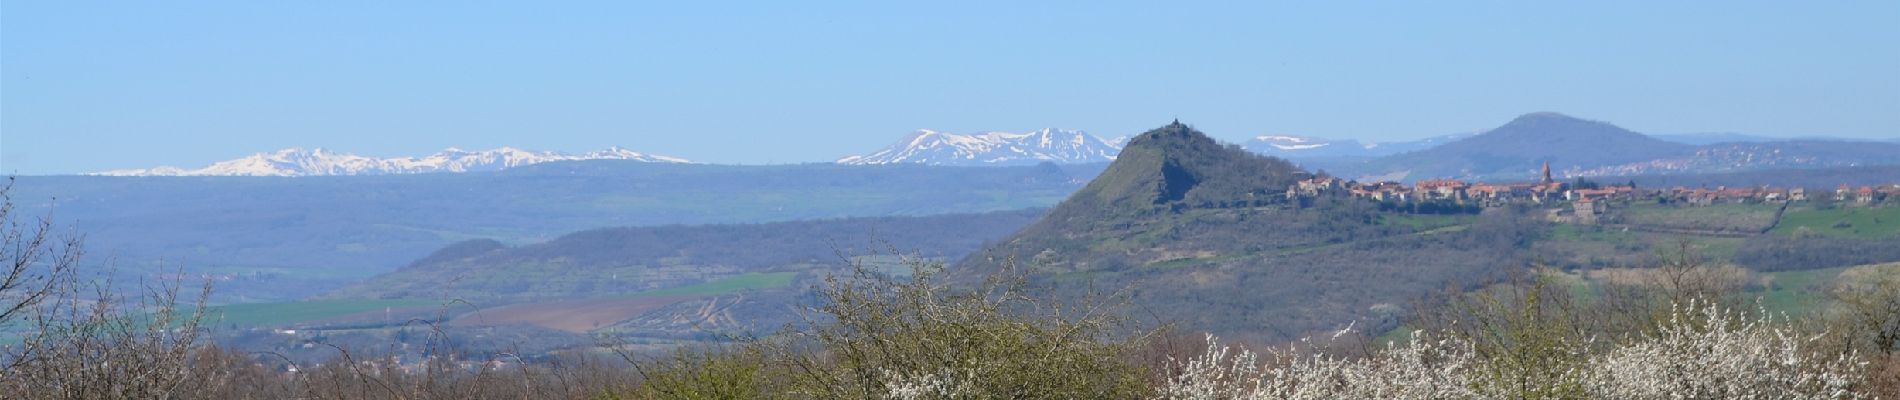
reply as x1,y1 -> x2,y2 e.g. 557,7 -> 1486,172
961,121 -> 1534,342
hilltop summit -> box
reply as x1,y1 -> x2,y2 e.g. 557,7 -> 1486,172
1056,121 -> 1306,214
981,121 -> 1314,275
977,121 -> 1317,271
1362,112 -> 1691,180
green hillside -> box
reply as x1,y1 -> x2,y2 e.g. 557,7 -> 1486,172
328,209 -> 1044,302
964,122 -> 1530,342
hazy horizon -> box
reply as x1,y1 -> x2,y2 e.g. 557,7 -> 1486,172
33,121 -> 1900,175
6,2 -> 1897,174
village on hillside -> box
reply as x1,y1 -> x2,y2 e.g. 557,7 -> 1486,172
1289,163 -> 1900,224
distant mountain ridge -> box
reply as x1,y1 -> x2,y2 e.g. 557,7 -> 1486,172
1571,140 -> 1900,178
1330,112 -> 1900,181
1244,132 -> 1473,159
837,128 -> 1122,166
830,114 -> 1897,181
1652,132 -> 1793,145
1653,132 -> 1900,145
1356,112 -> 1693,181
93,146 -> 690,177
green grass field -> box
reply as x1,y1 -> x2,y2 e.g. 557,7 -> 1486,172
1772,206 -> 1900,239
203,299 -> 437,328
1378,213 -> 1477,231
201,272 -> 797,329
1754,266 -> 1848,316
1547,223 -> 1642,243
1620,202 -> 1783,233
627,272 -> 798,298
1540,266 -> 1844,320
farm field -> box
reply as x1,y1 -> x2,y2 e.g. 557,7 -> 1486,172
1548,261 -> 1893,318
1618,202 -> 1783,234
204,299 -> 437,328
1772,206 -> 1900,239
446,296 -> 689,332
198,272 -> 803,330
1755,266 -> 1850,315
1377,213 -> 1477,230
625,272 -> 798,298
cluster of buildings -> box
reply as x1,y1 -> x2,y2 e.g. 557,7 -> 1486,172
1288,163 -> 1604,207
1287,162 -> 1898,223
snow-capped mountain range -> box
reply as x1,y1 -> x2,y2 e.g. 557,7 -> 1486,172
1243,133 -> 1475,159
93,146 -> 689,177
837,128 -> 1123,166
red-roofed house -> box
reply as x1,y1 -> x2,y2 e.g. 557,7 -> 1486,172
1416,179 -> 1468,201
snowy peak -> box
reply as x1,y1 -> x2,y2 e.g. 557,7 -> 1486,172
839,128 -> 1121,166
1243,133 -> 1474,158
1251,135 -> 1335,151
93,146 -> 690,177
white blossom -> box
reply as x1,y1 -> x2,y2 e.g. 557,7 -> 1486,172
1159,302 -> 1871,400
1162,330 -> 1482,400
882,367 -> 979,400
1583,301 -> 1868,400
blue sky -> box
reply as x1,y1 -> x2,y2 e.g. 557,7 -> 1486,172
4,1 -> 1896,174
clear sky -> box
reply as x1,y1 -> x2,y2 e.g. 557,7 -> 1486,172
4,1 -> 1896,174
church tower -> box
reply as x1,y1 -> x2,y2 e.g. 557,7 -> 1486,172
1541,161 -> 1553,184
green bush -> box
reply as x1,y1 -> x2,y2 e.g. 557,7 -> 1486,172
617,346 -> 777,400
609,257 -> 1156,399
773,260 -> 1153,399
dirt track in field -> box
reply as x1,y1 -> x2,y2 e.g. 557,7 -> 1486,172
444,296 -> 690,332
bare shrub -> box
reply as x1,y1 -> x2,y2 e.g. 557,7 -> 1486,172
1410,275 -> 1596,398
0,177 -> 81,327
1826,263 -> 1900,355
1816,263 -> 1900,398
1590,238 -> 1751,337
1,180 -> 215,399
1863,353 -> 1900,398
0,266 -> 213,399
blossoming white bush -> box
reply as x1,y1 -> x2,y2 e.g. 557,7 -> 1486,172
1159,302 -> 1871,400
881,368 -> 978,400
1584,302 -> 1869,400
1161,329 -> 1483,400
